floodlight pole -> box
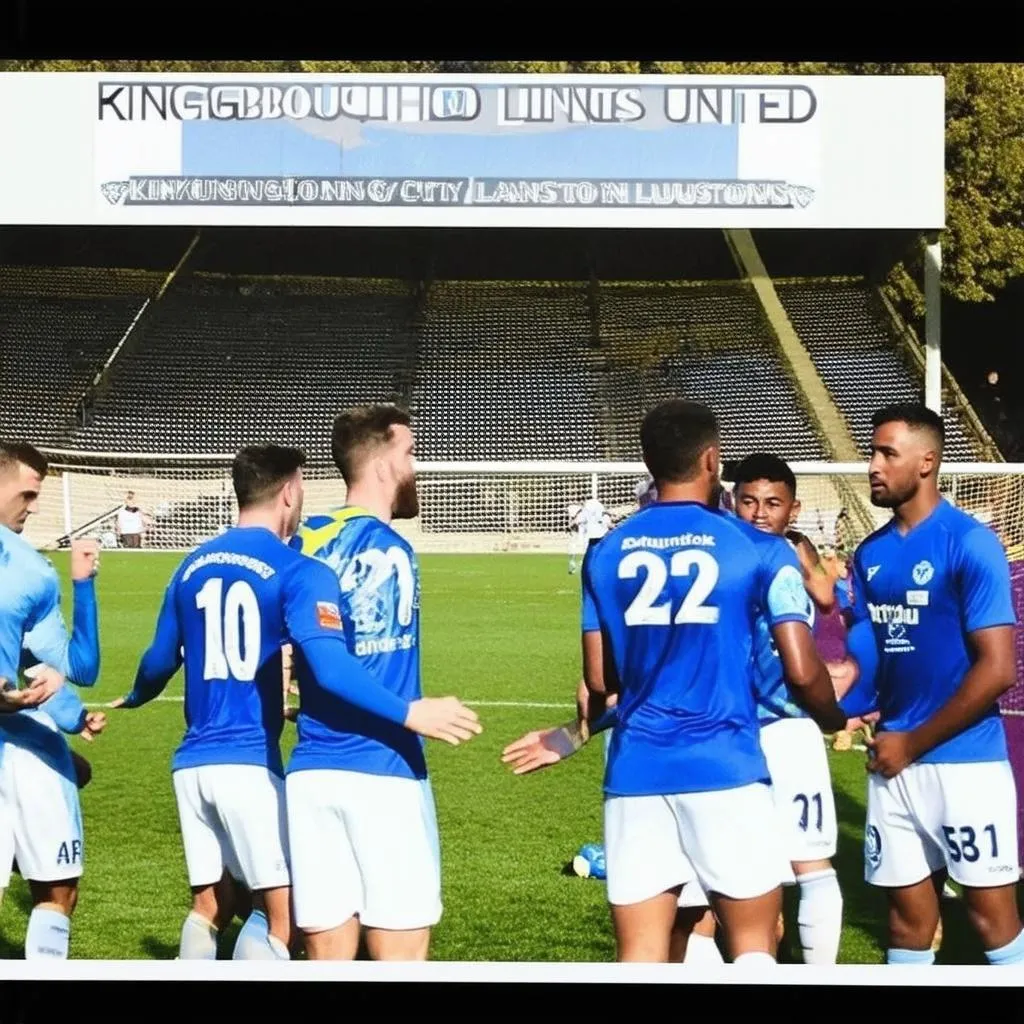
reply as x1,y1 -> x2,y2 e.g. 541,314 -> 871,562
924,231 -> 942,415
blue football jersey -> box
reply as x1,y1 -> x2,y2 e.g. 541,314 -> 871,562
848,498 -> 1016,763
126,524 -> 355,777
582,500 -> 814,797
287,507 -> 426,780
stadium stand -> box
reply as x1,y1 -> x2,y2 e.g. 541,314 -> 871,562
0,226 -> 998,470
774,280 -> 981,460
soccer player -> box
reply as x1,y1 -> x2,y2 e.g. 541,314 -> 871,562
286,405 -> 453,962
112,443 -> 480,962
834,403 -> 1024,966
729,453 -> 845,964
0,440 -> 106,960
568,497 -> 611,574
581,400 -> 847,963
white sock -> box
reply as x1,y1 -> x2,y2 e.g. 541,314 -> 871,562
684,932 -> 724,965
232,910 -> 290,960
734,951 -> 776,966
25,907 -> 70,959
797,868 -> 843,964
179,910 -> 218,959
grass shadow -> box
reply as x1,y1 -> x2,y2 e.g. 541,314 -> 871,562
139,935 -> 179,960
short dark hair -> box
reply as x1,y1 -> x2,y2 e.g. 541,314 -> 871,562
232,444 -> 306,509
639,400 -> 720,485
871,402 -> 944,455
0,441 -> 48,478
331,404 -> 412,484
731,453 -> 797,498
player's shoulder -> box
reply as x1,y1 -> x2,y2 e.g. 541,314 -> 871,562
0,525 -> 51,571
936,501 -> 1007,566
852,517 -> 894,563
292,507 -> 384,558
720,512 -> 790,559
936,498 -> 995,542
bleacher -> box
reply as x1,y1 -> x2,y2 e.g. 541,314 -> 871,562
597,281 -> 829,462
774,280 -> 981,460
0,292 -> 145,445
0,226 -> 995,474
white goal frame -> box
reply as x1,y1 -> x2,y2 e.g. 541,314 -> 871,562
27,448 -> 1024,558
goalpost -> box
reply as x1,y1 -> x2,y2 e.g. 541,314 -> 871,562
31,448 -> 1024,559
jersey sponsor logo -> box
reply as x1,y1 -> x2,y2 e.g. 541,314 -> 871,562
620,532 -> 716,551
867,602 -> 920,627
868,601 -> 919,653
912,560 -> 934,586
355,634 -> 416,656
182,550 -> 276,582
316,601 -> 343,630
906,589 -> 929,606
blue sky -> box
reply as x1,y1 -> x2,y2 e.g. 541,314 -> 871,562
181,119 -> 739,180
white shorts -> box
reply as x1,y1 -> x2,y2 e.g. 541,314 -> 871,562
0,743 -> 83,886
604,782 -> 791,906
172,764 -> 290,892
286,768 -> 442,933
760,717 -> 838,864
865,760 -> 1020,889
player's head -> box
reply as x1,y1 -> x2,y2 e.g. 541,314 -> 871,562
331,403 -> 418,520
639,400 -> 720,501
731,453 -> 799,537
232,444 -> 306,538
868,402 -> 944,508
0,441 -> 48,534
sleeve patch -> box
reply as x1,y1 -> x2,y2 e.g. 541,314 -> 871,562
316,601 -> 343,630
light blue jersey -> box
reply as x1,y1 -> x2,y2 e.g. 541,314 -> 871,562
752,539 -> 816,726
0,524 -> 99,779
844,498 -> 1016,763
124,524 -> 418,777
582,500 -> 814,797
288,507 -> 426,780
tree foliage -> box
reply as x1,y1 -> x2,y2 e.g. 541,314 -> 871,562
1,60 -> 1019,308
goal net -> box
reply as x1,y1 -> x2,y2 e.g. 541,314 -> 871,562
30,448 -> 1024,558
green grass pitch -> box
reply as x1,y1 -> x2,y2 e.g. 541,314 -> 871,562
0,550 -> 1005,963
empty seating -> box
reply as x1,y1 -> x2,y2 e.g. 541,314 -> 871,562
775,281 -> 983,460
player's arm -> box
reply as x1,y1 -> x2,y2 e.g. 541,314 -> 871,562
113,575 -> 183,709
285,559 -> 481,746
763,546 -> 847,733
580,544 -> 619,701
21,540 -> 101,687
785,529 -> 835,612
895,528 -> 1018,764
831,558 -> 880,717
502,562 -> 616,774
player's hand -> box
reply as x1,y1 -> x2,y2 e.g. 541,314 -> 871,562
21,663 -> 65,703
865,729 -> 913,778
78,711 -> 107,742
108,696 -> 130,710
405,697 -> 482,746
70,538 -> 101,581
0,682 -> 53,711
284,705 -> 299,723
501,727 -> 577,774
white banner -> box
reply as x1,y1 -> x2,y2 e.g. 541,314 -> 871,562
0,72 -> 945,229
